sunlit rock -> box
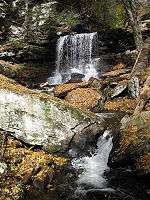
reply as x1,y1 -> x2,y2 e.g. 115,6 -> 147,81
128,76 -> 140,98
0,162 -> 7,174
0,75 -> 101,150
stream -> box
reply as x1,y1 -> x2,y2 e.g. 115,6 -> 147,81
24,32 -> 147,200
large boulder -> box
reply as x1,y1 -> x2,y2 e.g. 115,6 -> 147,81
110,111 -> 150,172
109,77 -> 150,192
0,75 -> 102,151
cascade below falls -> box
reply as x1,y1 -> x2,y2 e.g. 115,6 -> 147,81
49,32 -> 99,84
72,130 -> 113,192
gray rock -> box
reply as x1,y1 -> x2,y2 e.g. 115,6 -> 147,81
111,84 -> 127,98
0,162 -> 7,174
128,76 -> 140,98
0,88 -> 102,150
120,114 -> 131,129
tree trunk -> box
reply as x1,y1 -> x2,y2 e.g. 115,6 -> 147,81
122,0 -> 143,51
24,0 -> 33,41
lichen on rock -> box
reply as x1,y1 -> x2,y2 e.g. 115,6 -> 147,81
0,75 -> 101,150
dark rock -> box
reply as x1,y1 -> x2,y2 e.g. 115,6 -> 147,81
106,168 -> 148,200
71,24 -> 89,33
97,29 -> 136,55
67,73 -> 85,83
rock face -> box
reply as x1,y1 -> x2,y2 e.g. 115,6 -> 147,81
0,162 -> 7,174
0,75 -> 102,150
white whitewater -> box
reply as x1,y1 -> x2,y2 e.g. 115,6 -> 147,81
72,130 -> 113,189
49,32 -> 99,84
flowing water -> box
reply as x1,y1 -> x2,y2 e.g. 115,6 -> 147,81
48,32 -> 99,84
72,130 -> 113,192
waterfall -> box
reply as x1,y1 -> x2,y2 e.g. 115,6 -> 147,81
72,130 -> 113,189
49,32 -> 99,84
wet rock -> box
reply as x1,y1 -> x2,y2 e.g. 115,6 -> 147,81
111,83 -> 127,98
67,73 -> 85,83
71,24 -> 89,33
0,162 -> 7,174
65,88 -> 102,111
54,82 -> 89,98
106,168 -> 148,200
0,75 -> 101,150
128,76 -> 140,98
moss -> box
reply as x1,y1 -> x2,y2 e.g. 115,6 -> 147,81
43,144 -> 62,154
55,10 -> 79,26
0,39 -> 27,53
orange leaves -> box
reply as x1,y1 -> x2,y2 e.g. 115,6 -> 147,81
104,97 -> 137,113
65,88 -> 102,110
54,82 -> 89,97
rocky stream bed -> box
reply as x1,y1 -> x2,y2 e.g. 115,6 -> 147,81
0,29 -> 149,200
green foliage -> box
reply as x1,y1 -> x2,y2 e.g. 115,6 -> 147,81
9,38 -> 27,50
90,0 -> 126,29
55,10 -> 79,26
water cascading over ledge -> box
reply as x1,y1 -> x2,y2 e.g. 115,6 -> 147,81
49,32 -> 99,84
72,130 -> 113,192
